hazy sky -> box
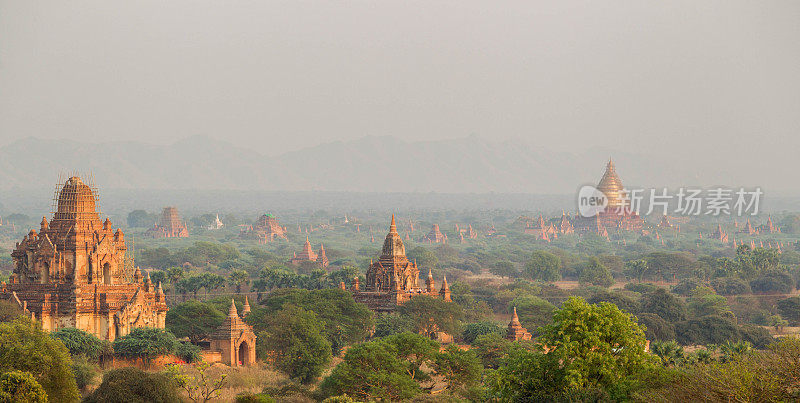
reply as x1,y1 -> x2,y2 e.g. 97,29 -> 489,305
1,1 -> 798,157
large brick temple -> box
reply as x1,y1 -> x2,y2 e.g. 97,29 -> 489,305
0,176 -> 168,341
146,206 -> 189,238
351,215 -> 450,312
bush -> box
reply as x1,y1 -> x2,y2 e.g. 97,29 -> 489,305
373,313 -> 414,338
72,355 -> 100,391
711,277 -> 752,295
624,282 -> 658,294
777,297 -> 800,325
0,371 -> 47,403
51,327 -> 105,360
636,312 -> 676,341
672,278 -> 704,296
462,322 -> 505,344
675,315 -> 740,345
165,301 -> 226,343
113,327 -> 179,368
738,324 -> 775,349
174,341 -> 201,363
0,317 -> 80,402
750,270 -> 794,294
587,290 -> 640,313
84,367 -> 180,403
235,393 -> 276,403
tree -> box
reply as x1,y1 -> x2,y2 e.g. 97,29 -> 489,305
318,333 -> 437,401
675,315 -> 740,346
51,327 -> 105,361
640,288 -> 687,322
256,305 -> 332,383
250,288 -> 373,354
0,371 -> 47,403
777,296 -> 800,325
113,327 -> 178,368
167,361 -> 228,403
624,259 -> 650,282
636,312 -> 676,341
491,261 -> 519,278
127,209 -> 156,228
523,251 -> 560,282
578,257 -> 614,287
509,295 -> 555,331
165,267 -> 185,284
227,270 -> 250,294
587,290 -> 640,314
373,313 -> 414,338
750,269 -> 794,294
462,321 -> 504,344
166,301 -> 226,343
0,317 -> 80,402
650,340 -> 686,367
407,247 -> 438,270
537,297 -> 655,395
199,273 -> 226,296
149,270 -> 169,288
687,287 -> 730,318
433,344 -> 482,390
397,295 -> 464,336
84,367 -> 181,403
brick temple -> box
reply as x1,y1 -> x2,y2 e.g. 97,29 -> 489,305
352,215 -> 450,312
0,176 -> 168,341
146,207 -> 189,238
289,237 -> 329,268
239,213 -> 287,243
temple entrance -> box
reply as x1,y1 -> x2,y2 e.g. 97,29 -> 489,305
238,341 -> 250,366
103,263 -> 111,284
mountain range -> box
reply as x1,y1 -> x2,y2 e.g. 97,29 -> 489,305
0,135 -> 784,195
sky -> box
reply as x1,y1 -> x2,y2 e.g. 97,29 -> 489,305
1,1 -> 799,159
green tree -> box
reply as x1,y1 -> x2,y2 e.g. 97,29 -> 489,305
0,317 -> 79,402
256,305 -> 332,383
397,295 -> 464,336
373,313 -> 414,338
537,297 -> 655,395
687,286 -> 730,318
112,327 -> 178,368
407,247 -> 438,270
199,273 -> 226,296
624,259 -> 650,282
51,327 -> 105,361
509,295 -> 556,331
84,367 -> 181,403
433,344 -> 482,390
462,321 -> 504,344
126,209 -> 156,228
640,288 -> 687,322
523,251 -> 560,282
166,301 -> 226,343
0,371 -> 47,403
228,269 -> 250,293
318,333 -> 437,401
777,296 -> 800,325
491,261 -> 519,278
250,288 -> 373,354
578,257 -> 614,287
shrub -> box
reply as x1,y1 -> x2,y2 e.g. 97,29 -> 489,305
711,277 -> 751,295
750,270 -> 794,294
675,315 -> 740,345
0,371 -> 47,403
672,278 -> 704,296
236,393 -> 276,403
72,355 -> 100,392
84,367 -> 180,403
462,322 -> 504,344
174,341 -> 201,363
777,297 -> 800,325
51,327 -> 105,360
636,312 -> 676,341
0,317 -> 79,402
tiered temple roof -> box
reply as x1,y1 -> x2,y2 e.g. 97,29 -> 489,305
146,207 -> 189,238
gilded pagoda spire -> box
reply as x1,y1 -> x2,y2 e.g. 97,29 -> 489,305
597,157 -> 626,208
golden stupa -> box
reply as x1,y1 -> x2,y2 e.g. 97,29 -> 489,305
596,158 -> 626,208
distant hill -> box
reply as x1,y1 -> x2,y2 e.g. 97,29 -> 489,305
0,135 -> 761,194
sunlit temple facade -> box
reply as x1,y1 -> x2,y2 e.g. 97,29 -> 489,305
0,176 -> 168,341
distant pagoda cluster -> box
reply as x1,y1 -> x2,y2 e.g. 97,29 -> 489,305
351,216 -> 451,312
0,176 -> 168,341
521,159 -> 643,241
146,206 -> 189,238
239,213 -> 288,244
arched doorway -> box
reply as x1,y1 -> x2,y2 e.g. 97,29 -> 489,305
41,262 -> 49,284
238,341 -> 250,366
103,263 -> 111,284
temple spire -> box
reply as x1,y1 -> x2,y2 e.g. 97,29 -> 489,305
242,297 -> 251,316
228,299 -> 238,317
389,214 -> 397,234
